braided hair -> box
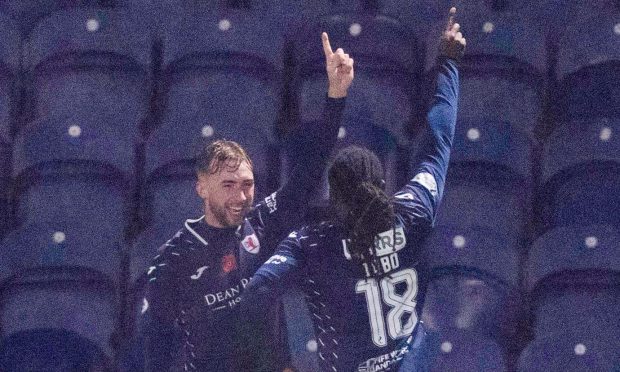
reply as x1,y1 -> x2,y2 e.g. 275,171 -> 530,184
328,146 -> 395,274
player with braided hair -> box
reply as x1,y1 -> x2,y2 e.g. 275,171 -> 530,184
239,7 -> 465,372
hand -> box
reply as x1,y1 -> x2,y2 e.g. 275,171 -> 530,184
322,32 -> 354,98
438,7 -> 466,61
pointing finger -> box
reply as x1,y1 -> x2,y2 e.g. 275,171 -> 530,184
446,7 -> 456,32
322,32 -> 333,58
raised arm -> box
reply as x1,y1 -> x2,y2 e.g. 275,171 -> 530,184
253,33 -> 354,235
394,7 -> 465,228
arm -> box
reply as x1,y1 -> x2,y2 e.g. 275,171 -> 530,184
394,8 -> 465,228
237,232 -> 307,372
253,33 -> 353,234
139,247 -> 184,371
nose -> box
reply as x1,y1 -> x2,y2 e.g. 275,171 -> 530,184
234,188 -> 247,203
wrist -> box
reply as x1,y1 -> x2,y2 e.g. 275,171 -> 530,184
328,86 -> 347,98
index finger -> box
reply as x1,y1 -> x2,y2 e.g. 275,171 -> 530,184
322,32 -> 333,58
446,7 -> 456,32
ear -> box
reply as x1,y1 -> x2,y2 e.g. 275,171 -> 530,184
196,173 -> 209,199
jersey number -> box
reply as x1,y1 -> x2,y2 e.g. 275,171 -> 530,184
355,268 -> 418,347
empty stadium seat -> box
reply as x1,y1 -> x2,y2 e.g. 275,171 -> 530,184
421,225 -> 521,341
0,273 -> 118,359
526,225 -> 620,337
12,113 -> 134,234
434,175 -> 528,247
0,329 -> 111,372
424,0 -> 546,137
0,221 -> 120,358
553,0 -> 620,121
422,329 -> 507,372
24,9 -> 152,136
156,6 -> 281,140
287,13 -> 422,145
539,118 -> 620,231
0,220 -> 123,282
0,0 -> 115,36
149,7 -> 281,206
517,332 -> 620,372
449,118 -> 532,181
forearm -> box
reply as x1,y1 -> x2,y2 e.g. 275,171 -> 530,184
412,58 -> 459,199
282,96 -> 345,199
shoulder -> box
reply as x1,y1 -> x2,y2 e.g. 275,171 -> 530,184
149,225 -> 201,276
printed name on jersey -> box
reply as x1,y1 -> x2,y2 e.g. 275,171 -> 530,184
374,227 -> 406,257
412,172 -> 438,196
264,192 -> 278,213
204,277 -> 251,309
357,345 -> 409,372
342,227 -> 406,261
241,233 -> 260,254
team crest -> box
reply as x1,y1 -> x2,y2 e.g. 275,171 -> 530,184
241,233 -> 260,254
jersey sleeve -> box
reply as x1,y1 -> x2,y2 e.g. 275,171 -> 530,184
394,58 -> 459,230
251,97 -> 345,243
139,242 -> 186,371
236,231 -> 308,371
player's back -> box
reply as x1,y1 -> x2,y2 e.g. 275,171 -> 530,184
296,217 -> 430,372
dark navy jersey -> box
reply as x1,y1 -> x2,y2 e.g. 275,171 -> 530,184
241,59 -> 459,372
140,96 -> 345,371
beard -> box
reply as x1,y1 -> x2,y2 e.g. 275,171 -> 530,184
209,200 -> 253,227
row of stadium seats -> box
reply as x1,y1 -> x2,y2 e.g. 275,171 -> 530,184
1,223 -> 618,370
0,111 -> 618,240
0,1 -> 619,143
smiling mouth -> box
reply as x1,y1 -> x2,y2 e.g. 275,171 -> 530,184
229,207 -> 245,215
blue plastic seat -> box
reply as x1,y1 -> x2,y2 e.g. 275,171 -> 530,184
433,179 -> 528,247
423,0 -> 546,137
0,329 -> 111,372
421,225 -> 520,341
526,225 -> 620,338
517,332 -> 620,372
156,6 -> 281,140
288,13 -> 422,145
12,114 -> 134,232
0,220 -> 123,283
24,9 -> 152,137
0,222 -> 119,358
423,329 -> 507,372
539,118 -> 620,231
0,275 -> 117,360
0,0 -> 114,36
552,0 -> 620,121
449,118 -> 533,182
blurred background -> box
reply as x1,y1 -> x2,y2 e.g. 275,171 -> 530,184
0,0 -> 618,371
